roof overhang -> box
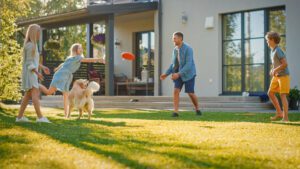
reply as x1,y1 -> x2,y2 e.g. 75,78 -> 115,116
16,1 -> 158,29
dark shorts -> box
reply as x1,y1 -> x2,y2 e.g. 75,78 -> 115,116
174,76 -> 195,93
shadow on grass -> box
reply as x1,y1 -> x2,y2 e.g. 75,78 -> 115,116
1,107 -> 300,169
0,108 -> 150,169
93,109 -> 300,125
0,135 -> 32,163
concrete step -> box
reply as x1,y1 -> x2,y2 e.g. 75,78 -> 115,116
40,96 -> 273,112
41,95 -> 262,103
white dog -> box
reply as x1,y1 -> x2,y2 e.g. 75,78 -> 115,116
68,79 -> 100,120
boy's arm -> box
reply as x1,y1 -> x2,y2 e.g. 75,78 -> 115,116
273,49 -> 288,75
81,58 -> 103,63
273,58 -> 288,74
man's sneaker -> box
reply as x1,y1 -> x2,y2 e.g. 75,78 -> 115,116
172,112 -> 179,117
16,116 -> 31,122
36,117 -> 51,123
196,110 -> 202,116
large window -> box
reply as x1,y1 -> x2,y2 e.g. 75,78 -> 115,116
222,7 -> 286,94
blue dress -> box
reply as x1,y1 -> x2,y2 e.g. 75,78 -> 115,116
50,55 -> 83,92
21,42 -> 40,91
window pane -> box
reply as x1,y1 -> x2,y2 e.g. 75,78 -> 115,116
245,38 -> 265,64
223,66 -> 241,92
223,13 -> 241,40
244,10 -> 264,38
140,33 -> 149,67
269,10 -> 286,35
224,40 -> 242,65
245,65 -> 265,92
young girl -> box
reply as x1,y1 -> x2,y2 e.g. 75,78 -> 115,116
39,43 -> 102,117
16,24 -> 51,123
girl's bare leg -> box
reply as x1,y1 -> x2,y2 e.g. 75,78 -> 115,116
63,92 -> 69,117
39,84 -> 57,95
17,90 -> 32,118
31,87 -> 43,118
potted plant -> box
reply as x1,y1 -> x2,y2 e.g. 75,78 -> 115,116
91,33 -> 105,49
289,86 -> 300,110
44,39 -> 60,51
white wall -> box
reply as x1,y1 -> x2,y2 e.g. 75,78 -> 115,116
286,0 -> 300,89
160,0 -> 298,97
114,11 -> 155,79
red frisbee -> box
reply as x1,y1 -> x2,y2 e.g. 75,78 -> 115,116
121,52 -> 135,61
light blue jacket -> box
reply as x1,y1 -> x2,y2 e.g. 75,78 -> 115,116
165,42 -> 196,81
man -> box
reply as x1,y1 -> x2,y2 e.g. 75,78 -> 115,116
160,32 -> 201,117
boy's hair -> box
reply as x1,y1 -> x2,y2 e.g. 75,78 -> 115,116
265,32 -> 281,44
69,43 -> 83,57
24,24 -> 41,56
173,31 -> 184,40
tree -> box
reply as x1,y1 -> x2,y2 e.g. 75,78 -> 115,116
0,0 -> 31,101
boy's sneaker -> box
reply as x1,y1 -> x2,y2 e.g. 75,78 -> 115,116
16,116 -> 31,122
36,117 -> 51,123
196,110 -> 202,116
172,112 -> 179,117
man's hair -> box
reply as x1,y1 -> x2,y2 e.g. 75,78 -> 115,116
173,32 -> 184,40
265,31 -> 281,44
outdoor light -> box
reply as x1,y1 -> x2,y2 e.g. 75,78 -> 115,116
114,38 -> 121,47
205,16 -> 214,29
182,12 -> 188,24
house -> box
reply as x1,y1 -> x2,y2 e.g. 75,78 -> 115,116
17,0 -> 300,97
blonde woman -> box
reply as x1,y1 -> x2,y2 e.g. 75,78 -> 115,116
16,24 -> 51,123
39,43 -> 102,117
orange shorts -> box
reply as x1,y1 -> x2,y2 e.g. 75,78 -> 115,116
268,76 -> 290,94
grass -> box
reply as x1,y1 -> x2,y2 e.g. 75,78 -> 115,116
0,104 -> 300,169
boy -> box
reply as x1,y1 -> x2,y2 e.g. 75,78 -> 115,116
265,32 -> 290,122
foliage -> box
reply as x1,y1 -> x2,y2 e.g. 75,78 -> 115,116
289,86 -> 300,101
45,25 -> 87,61
44,39 -> 61,51
24,0 -> 86,20
0,0 -> 31,101
43,38 -> 64,60
91,33 -> 105,49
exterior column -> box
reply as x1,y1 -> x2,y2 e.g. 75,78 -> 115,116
105,14 -> 115,96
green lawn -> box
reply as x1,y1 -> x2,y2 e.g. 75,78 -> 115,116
1,104 -> 300,169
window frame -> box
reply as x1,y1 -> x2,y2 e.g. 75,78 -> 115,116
222,6 -> 286,95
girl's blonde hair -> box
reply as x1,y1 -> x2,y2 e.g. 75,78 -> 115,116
24,24 -> 41,56
68,43 -> 83,58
